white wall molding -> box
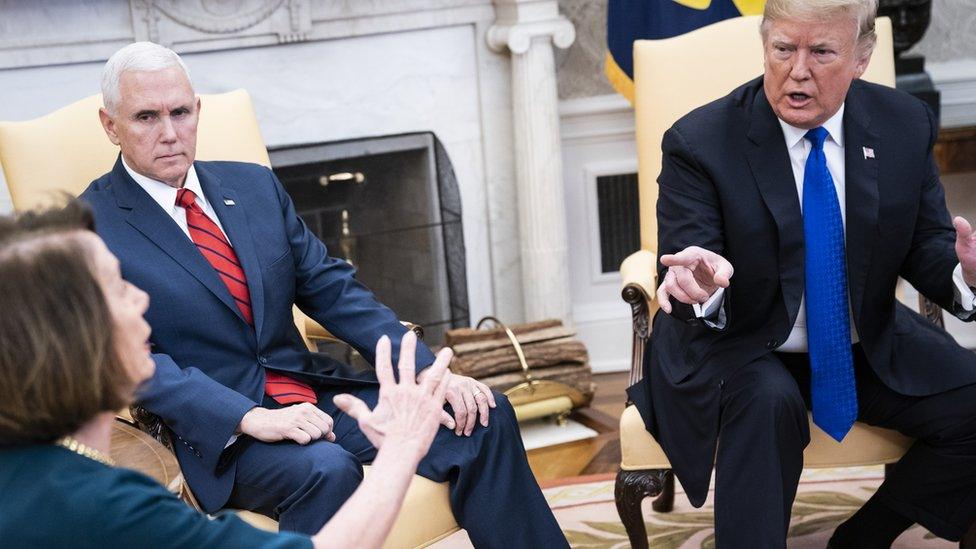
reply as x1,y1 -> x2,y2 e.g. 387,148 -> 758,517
0,1 -> 497,70
560,93 -> 637,374
559,93 -> 634,145
928,58 -> 976,129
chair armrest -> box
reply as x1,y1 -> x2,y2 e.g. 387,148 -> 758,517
620,249 -> 657,299
292,306 -> 425,352
620,250 -> 658,385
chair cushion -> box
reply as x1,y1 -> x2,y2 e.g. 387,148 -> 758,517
620,404 -> 913,471
237,468 -> 459,548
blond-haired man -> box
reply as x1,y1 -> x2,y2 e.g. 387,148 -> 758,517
629,0 -> 976,546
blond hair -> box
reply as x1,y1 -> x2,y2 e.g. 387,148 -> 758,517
761,0 -> 878,56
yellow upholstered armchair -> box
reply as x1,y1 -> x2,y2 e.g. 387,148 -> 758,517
614,16 -> 925,548
0,91 -> 459,548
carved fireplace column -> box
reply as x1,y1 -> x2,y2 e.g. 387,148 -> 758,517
488,0 -> 575,322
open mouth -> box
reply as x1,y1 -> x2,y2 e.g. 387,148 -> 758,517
787,92 -> 812,105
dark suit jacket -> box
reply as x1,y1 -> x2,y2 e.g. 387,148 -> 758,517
627,77 -> 976,506
81,159 -> 436,512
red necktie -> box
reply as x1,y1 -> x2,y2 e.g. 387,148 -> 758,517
176,188 -> 316,405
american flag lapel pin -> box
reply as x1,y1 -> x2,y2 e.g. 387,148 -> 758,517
862,146 -> 875,159
224,199 -> 236,206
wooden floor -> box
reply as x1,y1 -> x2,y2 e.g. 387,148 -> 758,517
526,371 -> 629,482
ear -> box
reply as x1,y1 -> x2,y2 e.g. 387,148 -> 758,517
852,44 -> 874,80
195,96 -> 202,119
99,107 -> 121,146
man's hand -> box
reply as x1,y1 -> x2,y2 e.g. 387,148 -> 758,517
656,245 -> 734,314
954,216 -> 976,287
424,370 -> 496,437
238,403 -> 335,445
333,333 -> 452,459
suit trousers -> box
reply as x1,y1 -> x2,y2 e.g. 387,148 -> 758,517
225,385 -> 568,548
712,346 -> 976,548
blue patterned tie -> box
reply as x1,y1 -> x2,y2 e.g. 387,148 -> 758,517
803,127 -> 857,442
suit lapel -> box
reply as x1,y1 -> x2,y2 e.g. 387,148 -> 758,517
842,81 -> 880,322
197,163 -> 266,343
109,159 -> 254,339
745,88 -> 805,324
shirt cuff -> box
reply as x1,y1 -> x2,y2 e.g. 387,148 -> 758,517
693,287 -> 727,329
952,263 -> 976,312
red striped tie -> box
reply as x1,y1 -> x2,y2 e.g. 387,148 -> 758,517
176,188 -> 316,405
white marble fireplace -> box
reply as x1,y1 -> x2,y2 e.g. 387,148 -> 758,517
0,0 -> 580,333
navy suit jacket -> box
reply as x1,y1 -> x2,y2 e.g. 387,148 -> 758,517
81,159 -> 436,512
628,77 -> 976,506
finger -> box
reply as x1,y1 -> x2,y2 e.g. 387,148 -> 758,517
476,381 -> 496,408
461,389 -> 477,436
439,410 -> 456,430
665,271 -> 697,304
711,258 -> 734,288
297,420 -> 324,441
374,335 -> 395,386
659,247 -> 702,268
656,274 -> 673,313
434,368 -> 452,403
474,390 -> 490,427
673,265 -> 710,302
287,427 -> 312,445
333,394 -> 372,423
326,431 -> 336,442
447,392 -> 466,436
305,405 -> 333,435
954,216 -> 974,241
397,331 -> 417,385
421,348 -> 452,394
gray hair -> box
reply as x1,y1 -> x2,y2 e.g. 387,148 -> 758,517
761,0 -> 878,56
101,42 -> 192,115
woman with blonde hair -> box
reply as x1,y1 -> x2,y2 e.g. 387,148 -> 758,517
0,201 -> 453,548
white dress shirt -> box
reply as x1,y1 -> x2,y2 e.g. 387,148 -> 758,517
121,157 -> 229,241
692,105 -> 976,351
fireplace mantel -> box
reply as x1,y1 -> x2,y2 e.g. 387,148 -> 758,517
0,1 -> 497,70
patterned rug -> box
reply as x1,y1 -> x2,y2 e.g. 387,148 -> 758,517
431,467 -> 953,548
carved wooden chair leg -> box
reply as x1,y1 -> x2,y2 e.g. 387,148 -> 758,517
651,469 -> 675,512
615,468 -> 670,549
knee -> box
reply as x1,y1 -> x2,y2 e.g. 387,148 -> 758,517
470,391 -> 519,444
295,442 -> 363,486
492,391 -> 514,417
734,372 -> 806,424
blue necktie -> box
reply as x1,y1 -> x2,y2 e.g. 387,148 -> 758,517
803,127 -> 857,442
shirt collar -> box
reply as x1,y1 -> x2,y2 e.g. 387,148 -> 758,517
121,156 -> 203,213
778,103 -> 845,150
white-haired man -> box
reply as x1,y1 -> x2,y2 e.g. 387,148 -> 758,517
80,42 -> 568,547
628,0 -> 976,546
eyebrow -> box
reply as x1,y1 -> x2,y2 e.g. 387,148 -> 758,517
131,105 -> 192,118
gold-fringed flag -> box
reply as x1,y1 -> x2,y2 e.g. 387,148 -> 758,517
606,0 -> 766,103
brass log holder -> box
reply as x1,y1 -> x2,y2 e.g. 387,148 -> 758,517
475,316 -> 587,425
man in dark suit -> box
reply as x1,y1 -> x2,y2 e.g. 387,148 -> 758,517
80,42 -> 567,547
628,0 -> 976,546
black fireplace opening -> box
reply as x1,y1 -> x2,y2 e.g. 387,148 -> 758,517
269,132 -> 469,353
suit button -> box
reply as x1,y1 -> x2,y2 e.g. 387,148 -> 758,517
766,339 -> 779,350
259,356 -> 268,364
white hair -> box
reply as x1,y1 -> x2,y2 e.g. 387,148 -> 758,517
101,42 -> 192,115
